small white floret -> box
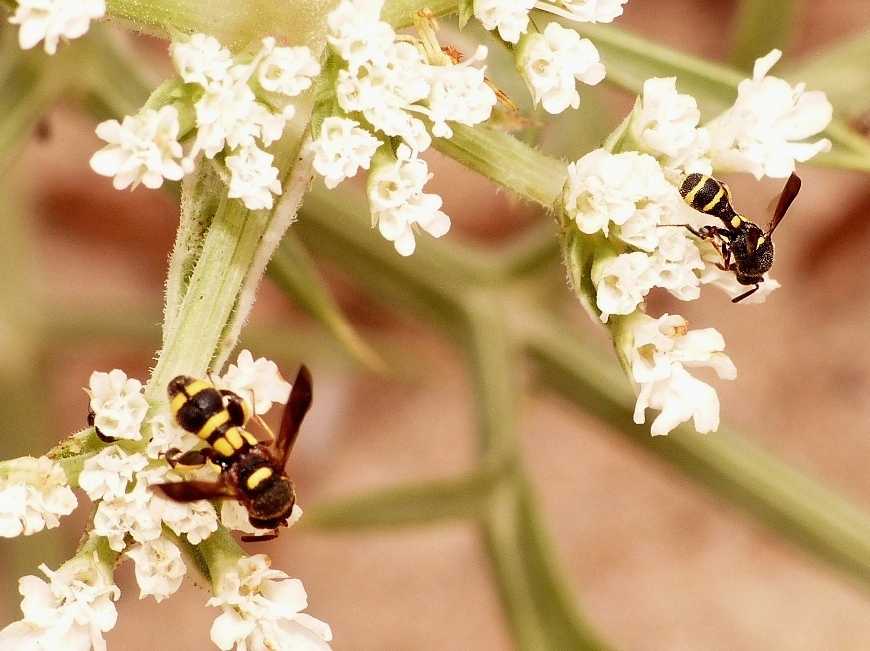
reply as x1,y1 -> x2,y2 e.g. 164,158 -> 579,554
517,22 -> 605,115
219,349 -> 292,415
208,554 -> 333,651
90,106 -> 186,191
87,369 -> 149,441
707,49 -> 833,179
9,0 -> 105,55
126,537 -> 186,602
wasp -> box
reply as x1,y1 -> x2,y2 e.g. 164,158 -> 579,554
153,365 -> 313,542
679,172 -> 802,303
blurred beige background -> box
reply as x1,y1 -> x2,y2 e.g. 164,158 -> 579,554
2,1 -> 870,649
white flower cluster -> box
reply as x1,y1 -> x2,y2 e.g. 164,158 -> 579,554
565,148 -> 704,322
631,50 -> 832,181
626,313 -> 736,435
474,1 -> 620,114
562,51 -> 832,435
516,22 -> 605,115
0,350 -> 324,649
0,551 -> 119,650
561,148 -> 742,434
0,456 -> 77,538
209,554 -> 332,651
90,34 -> 320,210
311,0 -> 497,255
8,0 -> 105,55
474,0 -> 628,44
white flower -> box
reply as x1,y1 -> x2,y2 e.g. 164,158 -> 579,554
707,49 -> 833,179
226,145 -> 283,210
191,76 -> 261,158
0,456 -> 77,538
138,466 -> 219,544
258,42 -> 321,97
517,22 -> 605,114
126,538 -> 186,603
367,146 -> 451,256
536,0 -> 629,23
220,349 -> 292,415
8,0 -> 105,55
425,46 -> 498,138
626,312 -> 736,384
86,369 -> 149,441
208,554 -> 332,651
93,482 -> 162,552
636,364 -> 723,436
311,117 -> 381,189
153,489 -> 219,545
327,0 -> 395,72
631,77 -> 712,176
624,312 -> 736,435
146,410 -> 200,459
562,149 -> 673,235
171,33 -> 233,88
90,106 -> 186,191
221,501 -> 303,535
651,228 -> 704,301
0,553 -> 119,651
592,251 -> 657,322
336,42 -> 433,151
473,0 -> 535,44
78,446 -> 148,501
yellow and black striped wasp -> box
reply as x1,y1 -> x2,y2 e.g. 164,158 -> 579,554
154,366 -> 313,542
679,172 -> 802,303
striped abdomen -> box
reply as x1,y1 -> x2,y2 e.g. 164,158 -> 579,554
167,376 -> 258,462
680,173 -> 738,222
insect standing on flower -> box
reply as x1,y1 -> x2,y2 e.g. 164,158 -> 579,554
679,172 -> 802,303
153,365 -> 313,542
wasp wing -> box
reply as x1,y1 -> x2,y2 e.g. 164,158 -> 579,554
274,365 -> 313,468
766,173 -> 801,236
154,480 -> 237,502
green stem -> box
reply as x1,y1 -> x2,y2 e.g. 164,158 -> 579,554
523,314 -> 870,590
299,183 -> 870,596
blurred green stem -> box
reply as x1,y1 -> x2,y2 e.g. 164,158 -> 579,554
297,184 -> 870,595
728,0 -> 799,71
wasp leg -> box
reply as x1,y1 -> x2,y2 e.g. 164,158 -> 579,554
731,284 -> 760,303
164,447 -> 216,469
241,531 -> 280,543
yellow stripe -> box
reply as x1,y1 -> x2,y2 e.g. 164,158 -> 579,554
730,216 -> 742,228
197,410 -> 230,440
184,379 -> 211,397
241,399 -> 253,424
225,428 -> 245,450
213,438 -> 234,457
684,175 -> 708,205
702,187 -> 724,212
241,430 -> 258,446
247,467 -> 273,490
170,393 -> 187,415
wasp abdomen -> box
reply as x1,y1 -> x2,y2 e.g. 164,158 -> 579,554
680,173 -> 737,221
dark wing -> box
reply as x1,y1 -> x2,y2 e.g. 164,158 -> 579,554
766,173 -> 801,235
154,480 -> 237,502
274,365 -> 313,468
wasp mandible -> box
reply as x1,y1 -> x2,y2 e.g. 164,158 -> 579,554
679,172 -> 802,303
154,365 -> 313,542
